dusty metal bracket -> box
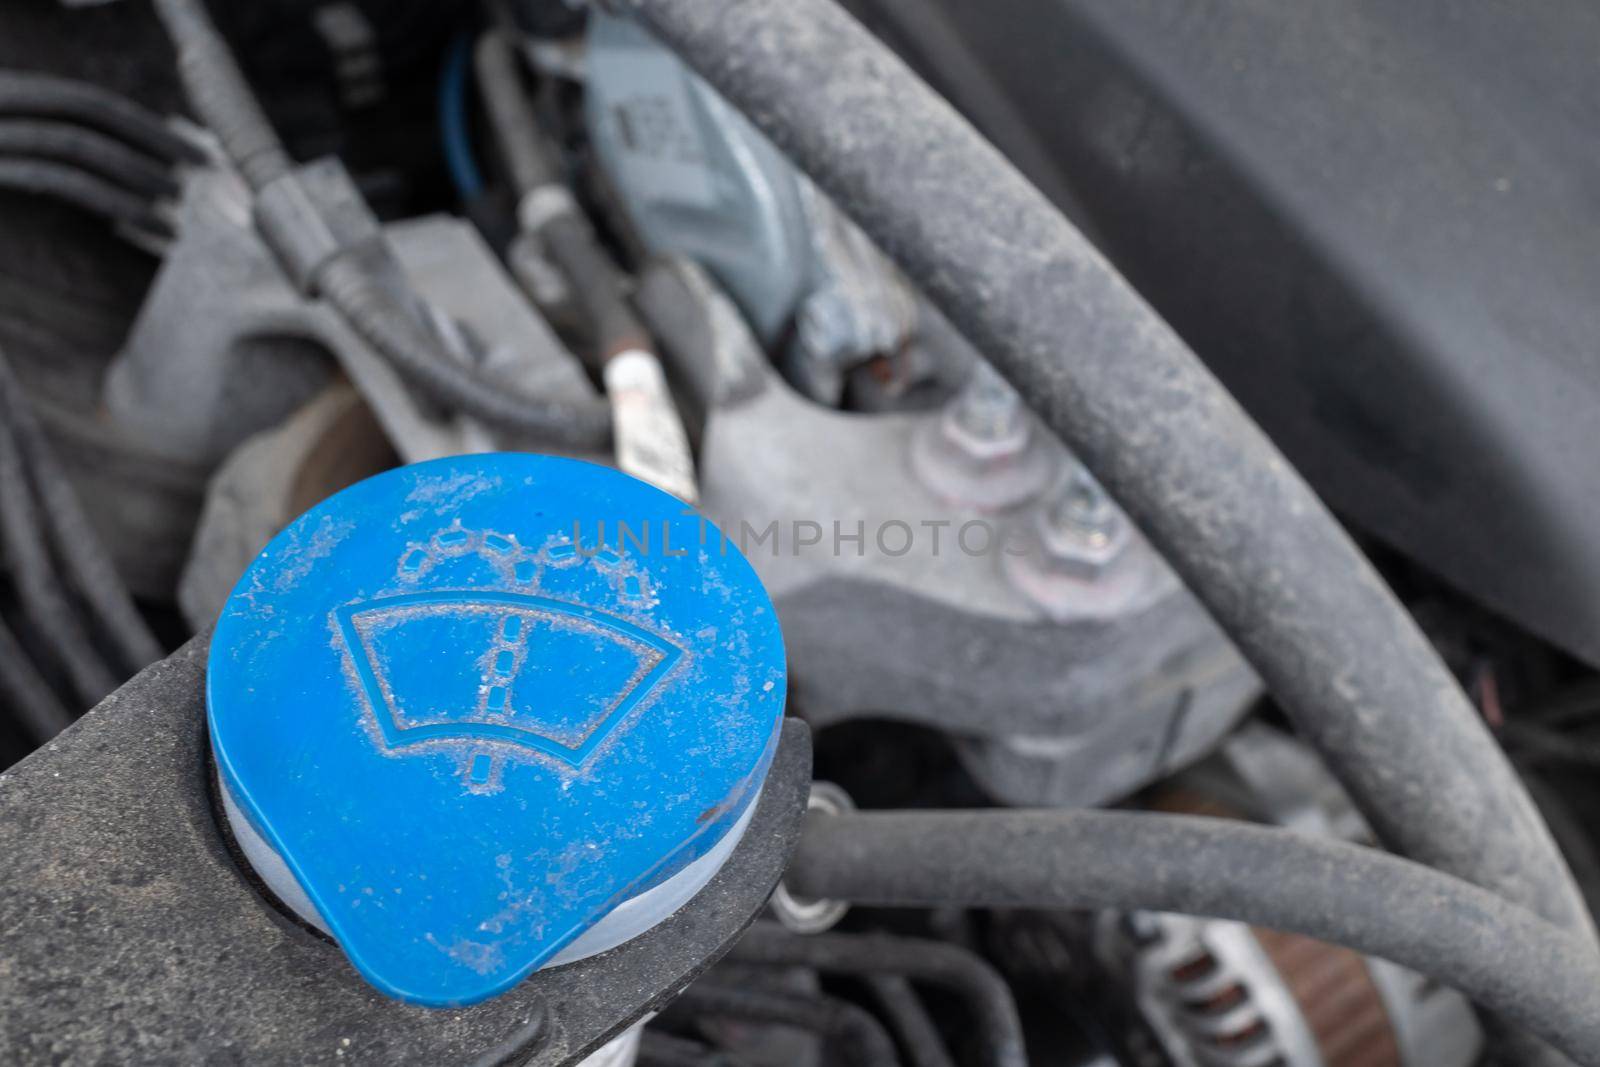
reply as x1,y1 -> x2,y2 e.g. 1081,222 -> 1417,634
103,161 -> 603,468
639,259 -> 1259,809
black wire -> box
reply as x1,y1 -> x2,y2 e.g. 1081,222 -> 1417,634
474,30 -> 654,368
1520,678 -> 1600,730
0,158 -> 167,235
0,414 -> 119,708
665,983 -> 902,1067
0,609 -> 73,742
1502,720 -> 1600,771
0,348 -> 162,675
316,251 -> 613,449
472,31 -> 558,196
728,924 -> 1025,1067
0,118 -> 179,199
0,71 -> 200,167
145,0 -> 289,190
150,0 -> 612,447
866,975 -> 959,1067
638,1030 -> 752,1067
1518,767 -> 1600,919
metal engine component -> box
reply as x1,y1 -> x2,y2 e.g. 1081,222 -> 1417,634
1100,912 -> 1480,1067
639,259 -> 1259,809
178,382 -> 394,626
592,11 -> 1255,808
104,160 -> 602,466
7,2 -> 1597,1063
1097,727 -> 1483,1067
909,360 -> 1057,513
102,159 -> 603,602
106,160 -> 601,463
769,780 -> 854,936
585,11 -> 917,403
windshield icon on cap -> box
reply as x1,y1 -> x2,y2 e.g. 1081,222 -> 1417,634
336,591 -> 685,770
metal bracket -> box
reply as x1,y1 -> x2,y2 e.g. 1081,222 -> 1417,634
0,639 -> 812,1065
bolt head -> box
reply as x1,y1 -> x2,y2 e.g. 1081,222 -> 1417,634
1037,476 -> 1130,579
939,401 -> 1030,461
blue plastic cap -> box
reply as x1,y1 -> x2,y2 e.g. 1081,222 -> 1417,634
208,454 -> 787,1006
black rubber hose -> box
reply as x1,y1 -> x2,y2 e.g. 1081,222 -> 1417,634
866,975 -> 958,1067
0,348 -> 163,675
622,0 -> 1592,941
786,809 -> 1600,1066
1504,720 -> 1600,771
316,251 -> 613,449
0,611 -> 74,742
638,1031 -> 751,1067
0,418 -> 119,708
474,31 -> 653,366
472,31 -> 558,194
147,0 -> 291,191
666,984 -> 901,1067
0,158 -> 167,234
1523,678 -> 1600,729
0,118 -> 178,198
728,924 -> 1025,1067
0,71 -> 200,167
537,211 -> 656,365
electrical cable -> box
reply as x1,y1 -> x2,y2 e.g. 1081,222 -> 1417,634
1522,678 -> 1600,729
0,610 -> 74,742
151,0 -> 613,450
728,923 -> 1025,1067
0,414 -> 119,708
865,975 -> 959,1067
0,118 -> 178,198
148,0 -> 290,191
0,71 -> 200,167
440,31 -> 485,201
315,251 -> 612,448
471,29 -> 558,193
638,1030 -> 752,1067
0,158 -> 168,234
471,28 -> 690,491
665,983 -> 902,1067
473,30 -> 653,365
622,0 -> 1594,946
1503,719 -> 1600,771
787,809 -> 1600,1065
0,347 -> 163,675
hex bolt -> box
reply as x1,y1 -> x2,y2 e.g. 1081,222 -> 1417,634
1038,466 -> 1130,576
950,361 -> 1026,444
1050,467 -> 1118,546
913,362 -> 1056,509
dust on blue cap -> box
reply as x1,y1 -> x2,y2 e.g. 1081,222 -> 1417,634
207,454 -> 787,1007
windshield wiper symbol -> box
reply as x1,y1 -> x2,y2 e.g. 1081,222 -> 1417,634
336,591 -> 684,769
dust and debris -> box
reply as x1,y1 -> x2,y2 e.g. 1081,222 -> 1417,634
273,514 -> 355,594
403,469 -> 502,514
425,932 -> 506,976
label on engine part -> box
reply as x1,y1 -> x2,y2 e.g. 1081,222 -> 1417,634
605,349 -> 699,504
599,49 -> 719,210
